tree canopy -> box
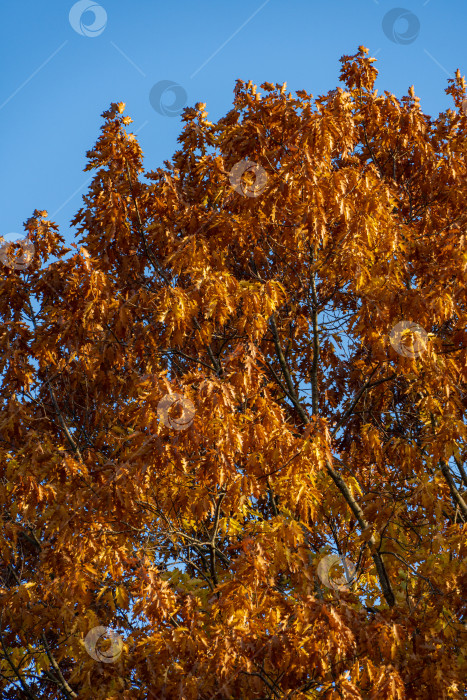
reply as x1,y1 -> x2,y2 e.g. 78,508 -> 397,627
0,46 -> 466,699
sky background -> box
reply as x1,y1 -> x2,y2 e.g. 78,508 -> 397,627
1,0 -> 466,248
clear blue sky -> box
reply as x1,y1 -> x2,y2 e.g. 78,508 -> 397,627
1,0 -> 466,246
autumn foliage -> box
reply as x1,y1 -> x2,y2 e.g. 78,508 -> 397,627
1,46 -> 466,699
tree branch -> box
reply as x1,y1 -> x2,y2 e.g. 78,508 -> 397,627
41,634 -> 78,699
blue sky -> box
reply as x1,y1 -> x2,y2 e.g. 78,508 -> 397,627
1,0 -> 466,246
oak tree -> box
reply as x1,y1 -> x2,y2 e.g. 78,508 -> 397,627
1,46 -> 466,699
